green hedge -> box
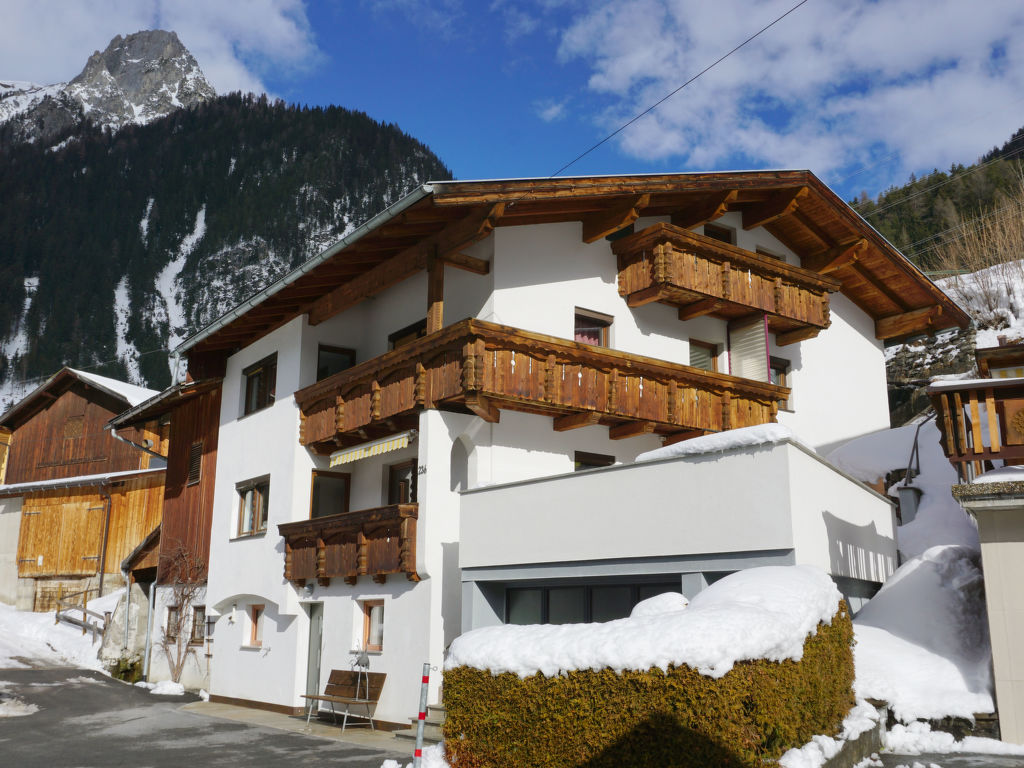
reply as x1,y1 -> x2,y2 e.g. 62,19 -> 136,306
443,604 -> 854,768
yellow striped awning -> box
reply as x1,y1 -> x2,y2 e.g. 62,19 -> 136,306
329,430 -> 416,467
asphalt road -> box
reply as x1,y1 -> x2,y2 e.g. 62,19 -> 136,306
0,667 -> 406,768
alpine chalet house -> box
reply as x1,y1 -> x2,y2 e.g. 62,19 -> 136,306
154,172 -> 966,723
0,368 -> 163,610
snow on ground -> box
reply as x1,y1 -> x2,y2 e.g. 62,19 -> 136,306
937,259 -> 1024,349
974,465 -> 1024,484
778,700 -> 880,768
826,420 -> 978,557
0,591 -> 120,671
636,422 -> 797,462
885,721 -> 1024,756
446,565 -> 841,679
113,275 -> 144,385
853,545 -> 993,721
381,744 -> 447,768
135,680 -> 185,696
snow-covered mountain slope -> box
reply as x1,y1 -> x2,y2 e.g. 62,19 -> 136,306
0,30 -> 214,148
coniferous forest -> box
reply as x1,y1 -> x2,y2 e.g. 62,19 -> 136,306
0,93 -> 451,399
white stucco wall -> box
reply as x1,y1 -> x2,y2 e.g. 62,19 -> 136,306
773,292 -> 891,453
0,496 -> 21,605
146,584 -> 211,691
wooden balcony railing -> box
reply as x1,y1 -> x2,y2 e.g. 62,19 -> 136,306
612,223 -> 841,346
295,318 -> 789,452
278,504 -> 418,586
928,378 -> 1024,475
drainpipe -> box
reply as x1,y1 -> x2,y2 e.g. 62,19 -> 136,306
142,580 -> 156,679
109,427 -> 166,463
122,568 -> 131,652
97,484 -> 112,597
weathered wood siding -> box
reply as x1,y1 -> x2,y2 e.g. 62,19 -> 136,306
16,474 -> 163,578
158,384 -> 222,583
5,384 -> 147,484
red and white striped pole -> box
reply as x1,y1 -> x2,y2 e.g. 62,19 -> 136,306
413,662 -> 430,768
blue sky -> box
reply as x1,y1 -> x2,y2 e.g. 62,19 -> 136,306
4,0 -> 1024,201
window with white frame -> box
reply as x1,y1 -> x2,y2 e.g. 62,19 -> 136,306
236,476 -> 270,537
248,604 -> 265,647
361,600 -> 385,652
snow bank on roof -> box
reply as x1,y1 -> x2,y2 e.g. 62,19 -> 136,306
635,423 -> 796,463
973,465 -> 1024,484
0,467 -> 163,495
826,421 -> 977,557
853,545 -> 992,721
70,368 -> 157,406
445,566 -> 841,679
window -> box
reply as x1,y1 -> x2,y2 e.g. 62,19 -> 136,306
388,460 -> 417,504
243,354 -> 277,415
574,451 -> 615,472
388,319 -> 427,351
506,583 -> 680,625
166,606 -> 180,639
689,340 -> 718,372
770,356 -> 792,410
191,606 -> 206,644
310,471 -> 350,519
63,415 -> 84,439
362,600 -> 385,651
237,477 -> 270,536
317,345 -> 356,381
756,246 -> 783,261
702,223 -> 735,244
248,604 -> 265,647
574,309 -> 612,347
186,441 -> 203,485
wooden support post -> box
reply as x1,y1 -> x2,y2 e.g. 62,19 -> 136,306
987,388 -> 1001,453
370,380 -> 381,421
608,368 -> 619,413
316,537 -> 328,586
721,391 -> 733,431
939,393 -> 956,457
543,355 -> 556,403
776,326 -> 822,347
414,363 -> 427,408
678,298 -> 721,321
357,531 -> 368,578
953,392 -> 968,456
465,394 -> 500,423
284,541 -> 293,581
335,395 -> 346,433
609,421 -> 655,440
969,391 -> 984,454
662,429 -> 708,446
426,255 -> 444,334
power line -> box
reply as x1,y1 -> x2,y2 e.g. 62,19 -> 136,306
548,0 -> 811,179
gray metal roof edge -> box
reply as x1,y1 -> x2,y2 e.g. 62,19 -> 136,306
174,184 -> 435,355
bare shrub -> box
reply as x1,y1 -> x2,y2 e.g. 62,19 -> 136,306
934,175 -> 1024,329
157,543 -> 205,684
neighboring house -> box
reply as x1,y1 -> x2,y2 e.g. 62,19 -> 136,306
929,336 -> 1024,743
0,368 -> 163,610
146,171 -> 966,723
106,377 -> 222,690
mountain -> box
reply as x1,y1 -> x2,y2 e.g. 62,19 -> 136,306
0,32 -> 451,409
0,30 -> 215,149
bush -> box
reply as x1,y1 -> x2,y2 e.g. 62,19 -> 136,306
443,604 -> 854,768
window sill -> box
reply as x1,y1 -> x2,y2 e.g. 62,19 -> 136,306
349,650 -> 383,656
230,531 -> 267,542
240,644 -> 263,651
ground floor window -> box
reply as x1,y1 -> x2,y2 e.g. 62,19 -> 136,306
248,604 -> 265,647
166,605 -> 180,639
191,606 -> 206,644
361,600 -> 385,651
506,582 -> 679,625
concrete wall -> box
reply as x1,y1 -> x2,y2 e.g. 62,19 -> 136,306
0,495 -> 21,605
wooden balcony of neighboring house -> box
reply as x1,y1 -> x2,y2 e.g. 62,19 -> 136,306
294,318 -> 790,453
928,377 -> 1024,478
278,504 -> 418,586
612,223 -> 842,346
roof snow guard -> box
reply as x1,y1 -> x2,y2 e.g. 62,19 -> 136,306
178,171 -> 970,360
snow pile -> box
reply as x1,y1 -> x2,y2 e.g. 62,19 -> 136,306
629,591 -> 688,617
446,566 -> 842,679
0,680 -> 39,718
636,423 -> 797,463
778,700 -> 879,768
826,420 -> 978,557
885,721 -> 1024,756
0,597 -> 115,671
135,680 -> 185,696
974,465 -> 1024,484
381,744 -> 448,768
853,546 -> 992,721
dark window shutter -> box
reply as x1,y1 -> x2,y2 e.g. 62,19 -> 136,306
187,441 -> 203,485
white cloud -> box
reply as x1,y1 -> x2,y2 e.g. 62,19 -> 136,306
536,98 -> 569,122
556,0 -> 1024,191
0,0 -> 320,95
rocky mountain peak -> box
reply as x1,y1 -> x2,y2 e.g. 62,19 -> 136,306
0,29 -> 215,148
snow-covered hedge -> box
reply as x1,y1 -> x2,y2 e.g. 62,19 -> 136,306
442,567 -> 855,768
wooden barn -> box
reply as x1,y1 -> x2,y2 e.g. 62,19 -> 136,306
0,368 -> 166,611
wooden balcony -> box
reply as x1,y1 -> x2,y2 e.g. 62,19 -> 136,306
928,378 -> 1024,476
278,504 -> 418,586
295,318 -> 789,453
612,223 -> 841,346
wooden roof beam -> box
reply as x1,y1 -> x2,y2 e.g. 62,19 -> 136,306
741,187 -> 808,230
581,194 -> 650,243
671,190 -> 737,229
803,238 -> 867,274
609,421 -> 656,440
876,305 -> 943,340
308,204 -> 504,325
439,251 -> 489,275
553,412 -> 602,432
775,325 -> 822,347
465,394 -> 500,423
791,209 -> 837,249
849,262 -> 912,313
662,429 -> 709,446
678,298 -> 722,321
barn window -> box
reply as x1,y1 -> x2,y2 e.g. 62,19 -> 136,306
186,441 -> 202,486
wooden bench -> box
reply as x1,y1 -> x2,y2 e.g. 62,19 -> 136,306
302,669 -> 386,731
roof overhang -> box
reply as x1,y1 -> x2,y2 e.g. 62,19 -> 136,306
108,377 -> 222,431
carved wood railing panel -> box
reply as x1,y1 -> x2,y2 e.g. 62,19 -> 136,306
613,223 -> 839,335
279,504 -> 418,586
295,319 -> 788,450
929,380 -> 1024,476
